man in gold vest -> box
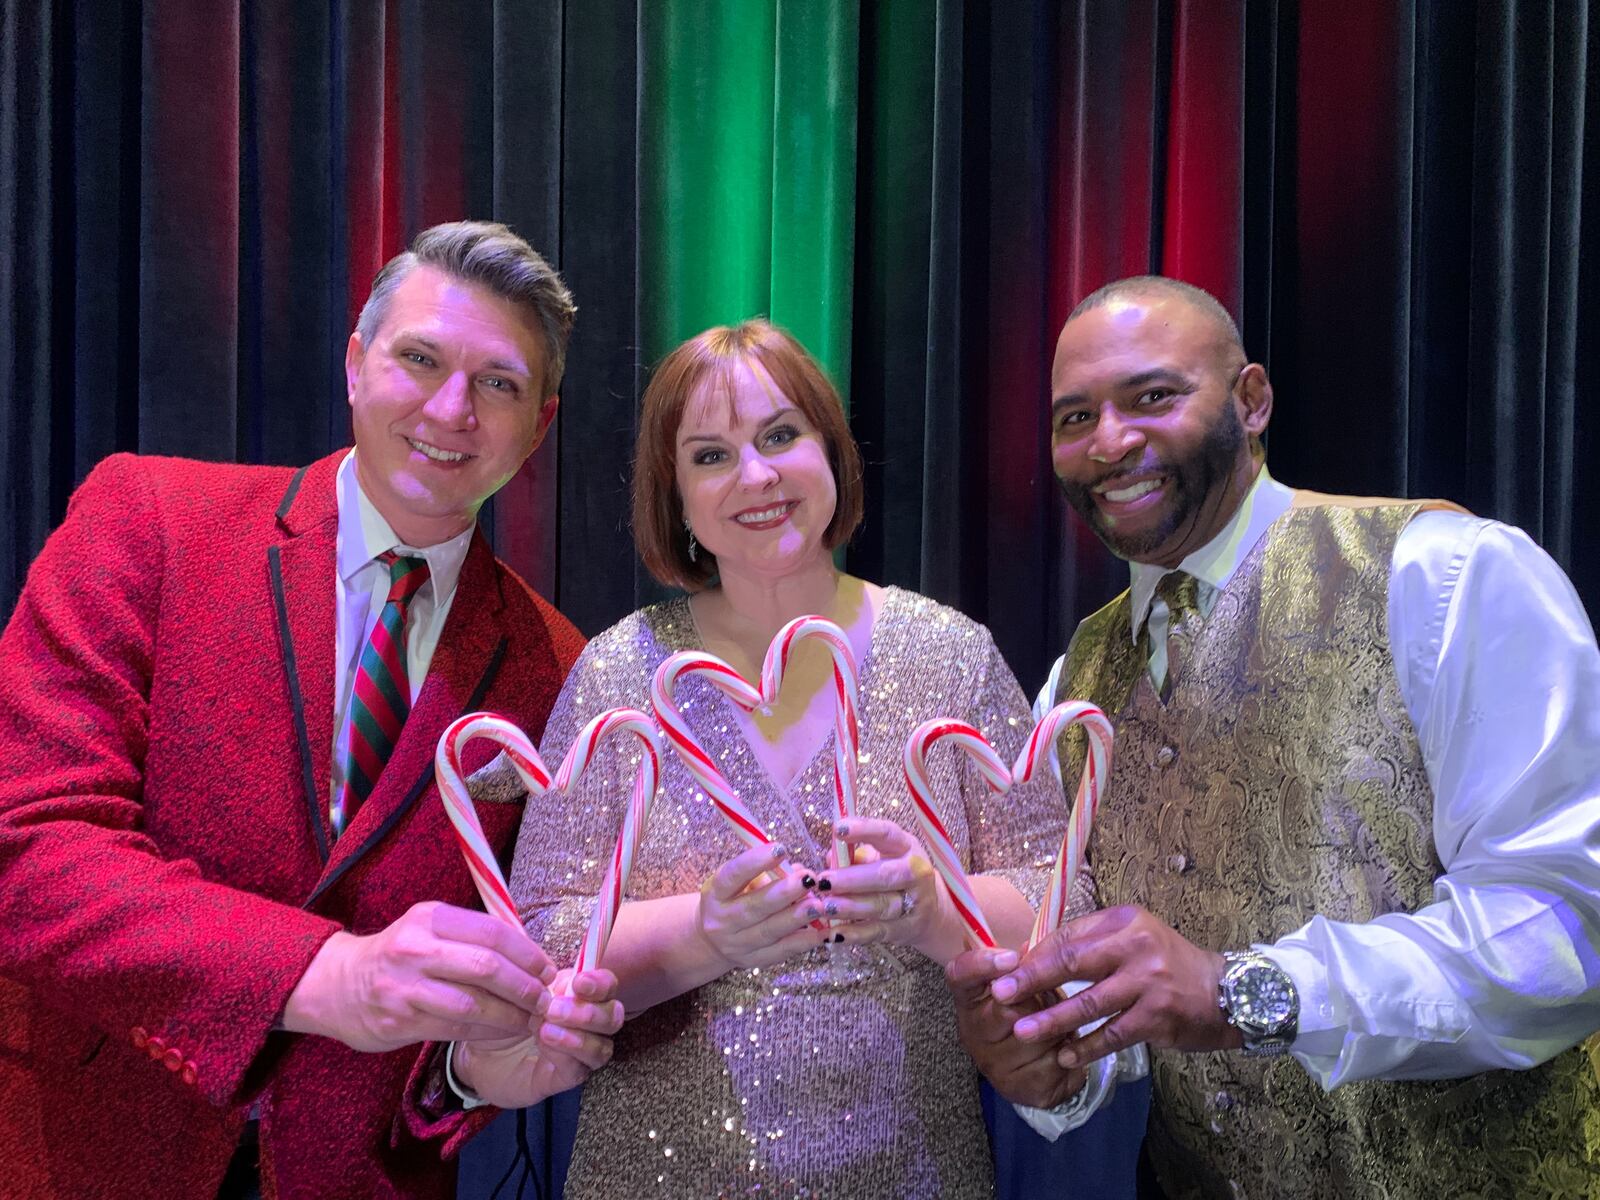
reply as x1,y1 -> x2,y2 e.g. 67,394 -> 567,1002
946,276 -> 1600,1198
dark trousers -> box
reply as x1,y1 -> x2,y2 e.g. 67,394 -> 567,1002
215,1120 -> 262,1200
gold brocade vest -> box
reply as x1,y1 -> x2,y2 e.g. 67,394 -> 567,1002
1056,497 -> 1600,1200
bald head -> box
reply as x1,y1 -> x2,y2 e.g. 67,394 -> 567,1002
1068,276 -> 1243,360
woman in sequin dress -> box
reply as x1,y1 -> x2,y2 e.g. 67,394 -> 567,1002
497,320 -> 1082,1198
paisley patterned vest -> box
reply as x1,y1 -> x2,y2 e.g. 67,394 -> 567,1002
1055,497 -> 1600,1200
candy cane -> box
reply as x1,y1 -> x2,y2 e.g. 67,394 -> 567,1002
900,701 -> 1113,952
650,652 -> 773,852
553,708 -> 663,973
435,713 -> 552,932
902,720 -> 1010,949
435,708 -> 663,972
763,616 -> 860,868
1017,702 -> 1113,949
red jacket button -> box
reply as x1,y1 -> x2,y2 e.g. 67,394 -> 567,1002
163,1048 -> 183,1071
130,1027 -> 148,1049
181,1062 -> 198,1086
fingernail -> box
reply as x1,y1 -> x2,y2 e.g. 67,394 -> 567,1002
992,976 -> 1018,1001
772,844 -> 789,860
804,906 -> 820,920
824,901 -> 838,917
832,932 -> 845,943
801,874 -> 815,889
993,950 -> 1019,972
817,878 -> 833,892
1057,1045 -> 1080,1069
836,821 -> 850,836
1015,1016 -> 1039,1039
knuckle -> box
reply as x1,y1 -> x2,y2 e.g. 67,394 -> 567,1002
1074,990 -> 1102,1024
1046,940 -> 1078,978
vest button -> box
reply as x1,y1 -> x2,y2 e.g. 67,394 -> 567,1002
1155,746 -> 1176,767
1165,853 -> 1190,874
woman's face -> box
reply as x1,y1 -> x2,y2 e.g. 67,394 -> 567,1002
674,358 -> 838,582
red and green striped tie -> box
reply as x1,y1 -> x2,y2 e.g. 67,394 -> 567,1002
334,551 -> 431,837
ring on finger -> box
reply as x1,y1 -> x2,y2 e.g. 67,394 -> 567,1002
898,890 -> 915,919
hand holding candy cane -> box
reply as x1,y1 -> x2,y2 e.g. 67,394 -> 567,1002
978,706 -> 1241,1073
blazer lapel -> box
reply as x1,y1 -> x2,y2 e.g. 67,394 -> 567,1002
310,530 -> 510,902
268,455 -> 344,866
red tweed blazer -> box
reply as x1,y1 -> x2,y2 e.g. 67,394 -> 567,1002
0,451 -> 584,1199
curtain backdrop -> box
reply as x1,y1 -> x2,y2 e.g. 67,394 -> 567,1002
4,0 -> 1596,1194
5,0 -> 1596,677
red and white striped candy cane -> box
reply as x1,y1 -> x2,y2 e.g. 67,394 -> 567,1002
762,616 -> 861,868
902,719 -> 1011,950
434,713 -> 553,933
650,652 -> 772,851
898,701 -> 1114,953
1014,701 -> 1113,949
553,708 -> 663,973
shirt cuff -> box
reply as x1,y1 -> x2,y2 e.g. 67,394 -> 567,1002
444,1042 -> 491,1111
1012,1048 -> 1119,1141
1256,940 -> 1344,1060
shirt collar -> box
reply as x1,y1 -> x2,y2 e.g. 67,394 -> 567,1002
1126,465 -> 1293,641
335,450 -> 475,605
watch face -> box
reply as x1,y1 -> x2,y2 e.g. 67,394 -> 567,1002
1229,963 -> 1296,1036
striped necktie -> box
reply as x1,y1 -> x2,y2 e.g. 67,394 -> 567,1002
334,551 -> 431,837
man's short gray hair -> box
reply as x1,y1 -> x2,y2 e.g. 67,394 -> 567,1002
355,221 -> 577,395
1068,275 -> 1243,353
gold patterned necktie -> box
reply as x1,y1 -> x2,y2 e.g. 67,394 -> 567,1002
1143,570 -> 1203,702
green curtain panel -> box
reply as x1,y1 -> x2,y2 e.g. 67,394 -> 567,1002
639,0 -> 859,391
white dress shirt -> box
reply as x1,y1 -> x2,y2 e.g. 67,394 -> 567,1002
1021,466 -> 1600,1137
330,451 -> 475,809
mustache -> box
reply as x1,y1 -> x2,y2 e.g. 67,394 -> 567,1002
1086,459 -> 1171,490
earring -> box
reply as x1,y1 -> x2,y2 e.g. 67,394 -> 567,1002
684,517 -> 699,563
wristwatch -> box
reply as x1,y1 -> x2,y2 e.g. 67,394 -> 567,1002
1217,951 -> 1299,1057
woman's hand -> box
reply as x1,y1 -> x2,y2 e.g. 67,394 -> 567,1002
452,967 -> 625,1109
697,843 -> 829,970
815,818 -> 969,963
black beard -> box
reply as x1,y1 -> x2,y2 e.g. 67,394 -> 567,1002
1058,405 -> 1246,561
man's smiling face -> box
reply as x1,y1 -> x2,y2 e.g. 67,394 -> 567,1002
345,264 -> 557,547
1049,292 -> 1266,567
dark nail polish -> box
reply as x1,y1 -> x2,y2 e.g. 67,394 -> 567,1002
825,901 -> 839,916
832,932 -> 845,943
817,878 -> 833,892
801,874 -> 816,889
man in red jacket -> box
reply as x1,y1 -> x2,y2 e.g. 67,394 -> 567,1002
0,221 -> 623,1198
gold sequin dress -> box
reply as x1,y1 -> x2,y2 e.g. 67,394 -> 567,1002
502,588 -> 1073,1199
